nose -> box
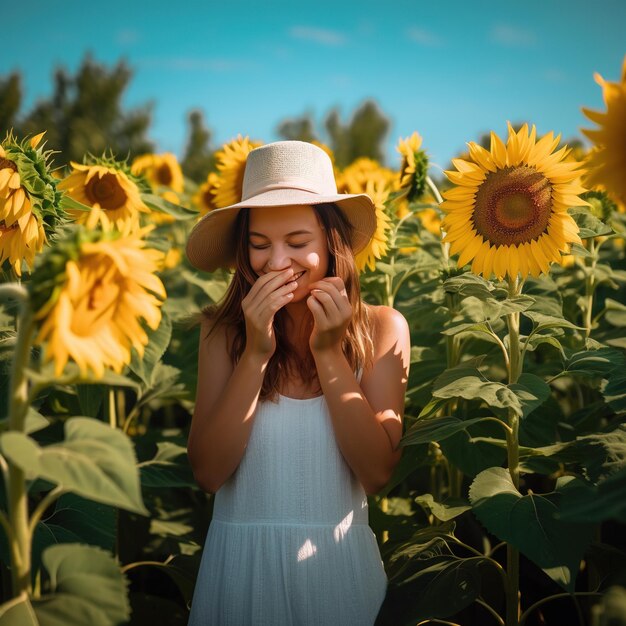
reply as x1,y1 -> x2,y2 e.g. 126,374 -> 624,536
266,247 -> 292,272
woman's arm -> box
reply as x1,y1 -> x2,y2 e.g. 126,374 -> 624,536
187,268 -> 298,493
308,280 -> 410,495
186,318 -> 267,494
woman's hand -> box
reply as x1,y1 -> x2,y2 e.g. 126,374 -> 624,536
241,268 -> 298,361
306,277 -> 352,354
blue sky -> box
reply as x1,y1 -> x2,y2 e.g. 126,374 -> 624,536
4,0 -> 625,174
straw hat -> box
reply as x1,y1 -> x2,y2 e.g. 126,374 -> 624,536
185,140 -> 377,272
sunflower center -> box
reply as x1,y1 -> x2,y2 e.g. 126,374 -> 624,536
156,163 -> 172,186
85,173 -> 128,210
473,166 -> 552,246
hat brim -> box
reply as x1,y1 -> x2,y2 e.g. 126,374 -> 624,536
185,188 -> 376,272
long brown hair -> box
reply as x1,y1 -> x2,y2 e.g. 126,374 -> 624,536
192,203 -> 374,400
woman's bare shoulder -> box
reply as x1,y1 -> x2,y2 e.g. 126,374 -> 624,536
366,304 -> 410,344
198,313 -> 236,353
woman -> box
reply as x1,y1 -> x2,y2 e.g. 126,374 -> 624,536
185,140 -> 410,625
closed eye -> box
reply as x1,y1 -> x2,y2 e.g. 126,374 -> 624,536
249,242 -> 311,249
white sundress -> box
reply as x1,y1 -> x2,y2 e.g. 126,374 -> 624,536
187,392 -> 388,625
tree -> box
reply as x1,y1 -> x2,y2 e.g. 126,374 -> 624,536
324,100 -> 390,167
9,56 -> 154,168
276,114 -> 317,143
0,73 -> 21,136
181,109 -> 215,183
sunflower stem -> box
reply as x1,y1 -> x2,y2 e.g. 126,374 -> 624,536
426,175 -> 449,268
505,276 -> 522,626
108,388 -> 117,429
583,238 -> 597,339
4,284 -> 35,597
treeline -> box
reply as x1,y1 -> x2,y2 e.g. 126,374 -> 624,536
0,56 -> 391,182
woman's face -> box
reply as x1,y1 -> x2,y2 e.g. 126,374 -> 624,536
248,205 -> 330,301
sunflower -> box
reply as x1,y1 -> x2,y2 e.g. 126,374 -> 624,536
33,225 -> 166,379
0,215 -> 47,276
582,55 -> 626,205
397,132 -> 429,202
212,136 -> 263,209
441,123 -> 588,280
59,161 -> 151,233
0,132 -> 62,276
354,180 -> 391,272
337,158 -> 396,195
194,171 -> 220,216
131,152 -> 184,194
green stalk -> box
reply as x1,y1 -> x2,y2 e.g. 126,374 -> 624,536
583,238 -> 597,339
505,276 -> 523,626
426,175 -> 449,268
1,283 -> 35,597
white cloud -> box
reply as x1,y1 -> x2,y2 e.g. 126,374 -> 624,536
288,26 -> 347,46
406,26 -> 442,47
490,23 -> 536,47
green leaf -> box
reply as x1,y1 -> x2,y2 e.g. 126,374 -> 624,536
563,347 -> 626,381
128,312 -> 173,386
39,543 -> 130,625
440,322 -> 491,337
570,206 -> 613,237
440,421 -> 507,478
605,298 -> 626,328
509,373 -> 551,418
568,242 -> 593,258
603,368 -> 626,414
469,468 -> 595,591
139,442 -> 196,488
559,467 -> 626,523
432,363 -> 524,416
0,417 -> 148,515
523,311 -> 584,333
402,416 -> 504,446
414,494 -> 471,521
443,273 -> 505,301
524,334 -> 565,358
142,193 -> 198,219
75,384 -> 106,418
180,269 -> 230,303
59,195 -> 93,214
25,363 -> 140,393
382,535 -> 489,622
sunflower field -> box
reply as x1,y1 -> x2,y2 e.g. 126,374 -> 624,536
0,55 -> 625,626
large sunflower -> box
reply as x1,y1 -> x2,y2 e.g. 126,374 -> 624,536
582,55 -> 626,205
212,135 -> 263,209
354,180 -> 391,272
33,226 -> 166,379
59,162 -> 150,233
441,123 -> 588,280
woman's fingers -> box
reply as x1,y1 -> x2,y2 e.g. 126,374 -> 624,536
308,278 -> 351,318
246,268 -> 295,305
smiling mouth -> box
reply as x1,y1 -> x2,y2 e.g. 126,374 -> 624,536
292,271 -> 305,281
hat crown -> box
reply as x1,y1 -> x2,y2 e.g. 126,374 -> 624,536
242,141 -> 337,201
